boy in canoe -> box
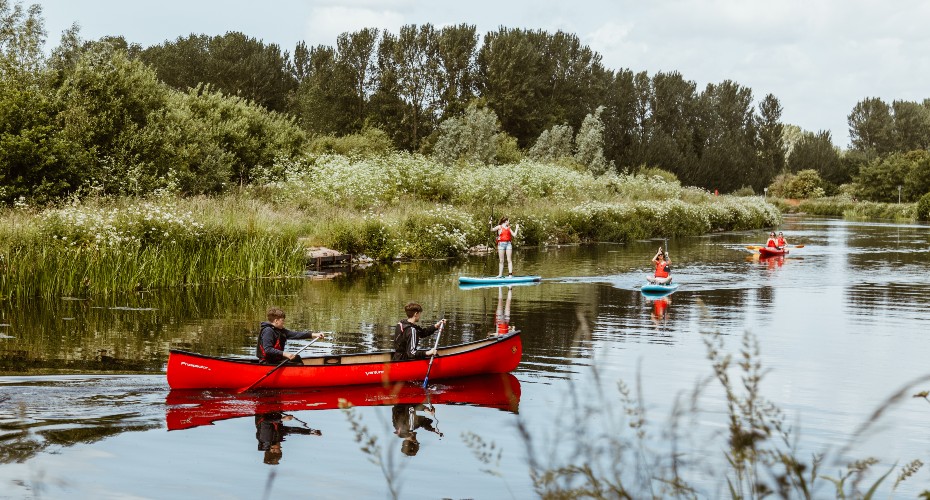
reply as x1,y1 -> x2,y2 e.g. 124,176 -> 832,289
256,307 -> 325,364
647,246 -> 672,285
392,302 -> 445,361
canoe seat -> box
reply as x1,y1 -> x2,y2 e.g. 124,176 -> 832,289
323,356 -> 342,365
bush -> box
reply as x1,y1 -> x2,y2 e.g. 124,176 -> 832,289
308,127 -> 394,157
398,206 -> 480,259
917,192 -> 930,221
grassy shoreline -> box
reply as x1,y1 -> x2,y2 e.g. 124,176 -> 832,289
0,154 -> 783,299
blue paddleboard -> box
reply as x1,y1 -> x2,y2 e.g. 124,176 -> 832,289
459,275 -> 542,285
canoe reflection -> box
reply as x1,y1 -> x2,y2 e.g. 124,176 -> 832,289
165,373 -> 522,431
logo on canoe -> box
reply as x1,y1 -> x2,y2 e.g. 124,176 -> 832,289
180,361 -> 210,371
365,370 -> 384,376
511,346 -> 517,354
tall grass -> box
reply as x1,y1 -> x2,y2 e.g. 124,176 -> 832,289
0,153 -> 783,298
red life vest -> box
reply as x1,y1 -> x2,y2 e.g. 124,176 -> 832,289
767,238 -> 778,248
777,237 -> 786,246
497,226 -> 512,243
654,260 -> 669,278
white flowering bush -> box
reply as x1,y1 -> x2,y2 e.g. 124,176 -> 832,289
399,205 -> 480,258
262,153 -> 454,208
39,202 -> 204,248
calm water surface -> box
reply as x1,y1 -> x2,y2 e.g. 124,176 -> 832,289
2,216 -> 930,498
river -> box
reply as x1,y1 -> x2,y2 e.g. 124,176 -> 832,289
1,215 -> 929,498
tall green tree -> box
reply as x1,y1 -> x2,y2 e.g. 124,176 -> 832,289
336,28 -> 379,126
891,99 -> 930,151
755,93 -> 786,188
139,31 -> 297,113
848,97 -> 893,154
436,24 -> 477,120
292,44 -> 356,135
787,130 -> 844,184
692,80 -> 758,191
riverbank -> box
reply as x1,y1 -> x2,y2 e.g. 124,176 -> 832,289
0,153 -> 782,299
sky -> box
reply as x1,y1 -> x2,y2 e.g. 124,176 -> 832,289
28,0 -> 930,148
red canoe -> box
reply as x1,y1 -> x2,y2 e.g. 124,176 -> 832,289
166,330 -> 522,390
758,246 -> 789,257
165,373 -> 521,430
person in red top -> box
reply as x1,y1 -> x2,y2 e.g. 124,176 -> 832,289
766,232 -> 781,249
647,246 -> 672,285
490,216 -> 520,278
777,231 -> 788,248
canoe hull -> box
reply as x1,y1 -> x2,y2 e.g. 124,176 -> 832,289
458,276 -> 541,285
758,247 -> 789,257
167,331 -> 522,390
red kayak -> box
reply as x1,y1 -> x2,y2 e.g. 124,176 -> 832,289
166,373 -> 521,430
166,330 -> 522,390
758,246 -> 789,257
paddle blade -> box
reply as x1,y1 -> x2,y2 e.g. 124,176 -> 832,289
745,245 -> 761,251
793,244 -> 805,248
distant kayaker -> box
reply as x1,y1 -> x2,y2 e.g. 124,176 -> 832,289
766,232 -> 782,250
256,308 -> 325,364
392,302 -> 444,362
490,216 -> 520,278
647,246 -> 672,285
777,231 -> 788,248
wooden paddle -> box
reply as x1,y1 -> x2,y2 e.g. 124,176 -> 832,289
422,321 -> 446,389
237,336 -> 321,394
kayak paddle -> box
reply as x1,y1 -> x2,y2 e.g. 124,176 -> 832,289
237,336 -> 321,394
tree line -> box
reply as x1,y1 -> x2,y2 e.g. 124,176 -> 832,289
3,1 -> 930,206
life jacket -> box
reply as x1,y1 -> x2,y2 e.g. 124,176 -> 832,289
654,260 -> 669,278
497,226 -> 512,243
257,325 -> 285,362
767,238 -> 778,248
777,237 -> 786,246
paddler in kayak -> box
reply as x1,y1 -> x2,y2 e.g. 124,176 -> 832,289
777,231 -> 788,248
490,216 -> 520,278
766,231 -> 783,250
257,308 -> 325,364
647,246 -> 672,285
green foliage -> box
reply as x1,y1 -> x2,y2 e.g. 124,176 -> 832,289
788,130 -> 846,184
328,216 -> 397,260
574,106 -> 611,175
731,186 -> 755,196
398,205 -> 479,258
308,127 -> 394,157
432,103 -> 500,165
853,150 -> 930,203
138,31 -> 297,113
494,132 -> 523,164
528,124 -> 573,162
769,170 -> 825,199
916,192 -> 930,221
849,97 -> 894,155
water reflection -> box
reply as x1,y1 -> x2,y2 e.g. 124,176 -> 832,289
165,374 -> 521,431
255,411 -> 322,465
392,403 -> 441,457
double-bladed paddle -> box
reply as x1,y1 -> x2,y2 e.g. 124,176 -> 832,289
745,244 -> 805,251
237,336 -> 321,394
